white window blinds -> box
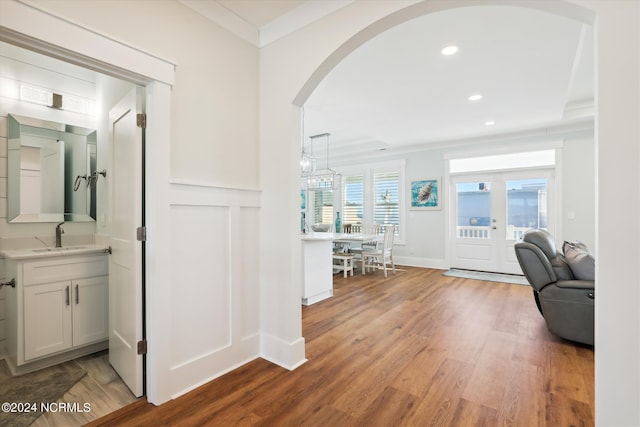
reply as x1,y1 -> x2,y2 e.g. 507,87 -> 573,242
374,171 -> 399,227
343,174 -> 364,225
313,190 -> 334,225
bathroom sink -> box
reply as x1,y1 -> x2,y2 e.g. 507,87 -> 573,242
1,245 -> 106,260
32,246 -> 87,253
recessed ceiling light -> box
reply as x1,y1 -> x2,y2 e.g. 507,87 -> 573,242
441,45 -> 459,56
468,94 -> 483,102
485,120 -> 496,126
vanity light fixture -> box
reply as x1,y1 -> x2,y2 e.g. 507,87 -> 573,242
468,94 -> 483,102
20,84 -> 91,114
441,45 -> 459,56
20,84 -> 52,106
485,120 -> 496,126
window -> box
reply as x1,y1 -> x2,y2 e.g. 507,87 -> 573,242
313,189 -> 333,225
449,149 -> 555,173
343,174 -> 364,224
335,161 -> 405,243
374,171 -> 399,228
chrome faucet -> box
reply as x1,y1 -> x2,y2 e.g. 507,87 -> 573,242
55,222 -> 65,248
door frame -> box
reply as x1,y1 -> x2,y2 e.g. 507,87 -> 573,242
0,3 -> 175,404
444,146 -> 564,274
448,168 -> 556,274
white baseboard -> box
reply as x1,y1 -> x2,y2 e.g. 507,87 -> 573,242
260,333 -> 307,371
394,256 -> 448,270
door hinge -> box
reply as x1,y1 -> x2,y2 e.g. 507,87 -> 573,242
137,340 -> 147,355
136,226 -> 146,242
136,113 -> 146,129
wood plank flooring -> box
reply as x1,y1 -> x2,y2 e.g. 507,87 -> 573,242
0,350 -> 138,427
89,266 -> 594,426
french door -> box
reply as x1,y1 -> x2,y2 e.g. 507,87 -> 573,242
450,169 -> 554,274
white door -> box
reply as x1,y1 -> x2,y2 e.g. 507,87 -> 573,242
450,170 -> 554,274
108,87 -> 144,397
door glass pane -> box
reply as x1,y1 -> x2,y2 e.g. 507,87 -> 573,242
506,178 -> 547,240
456,182 -> 491,239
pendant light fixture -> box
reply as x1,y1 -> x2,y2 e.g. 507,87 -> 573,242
300,107 -> 316,176
303,132 -> 340,192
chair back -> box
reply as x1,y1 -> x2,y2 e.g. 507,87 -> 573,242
343,224 -> 352,233
514,228 -> 573,291
361,224 -> 381,235
381,225 -> 395,252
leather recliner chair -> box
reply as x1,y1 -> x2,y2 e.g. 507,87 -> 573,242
514,229 -> 594,346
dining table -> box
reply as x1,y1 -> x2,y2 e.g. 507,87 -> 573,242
300,232 -> 382,305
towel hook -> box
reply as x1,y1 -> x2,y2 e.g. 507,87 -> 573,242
0,278 -> 16,289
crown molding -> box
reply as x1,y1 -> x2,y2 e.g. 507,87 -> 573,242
179,0 -> 355,48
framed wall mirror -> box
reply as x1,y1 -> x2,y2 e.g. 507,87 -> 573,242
8,114 -> 98,223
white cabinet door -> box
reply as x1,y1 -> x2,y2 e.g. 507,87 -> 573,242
24,281 -> 72,360
73,276 -> 109,347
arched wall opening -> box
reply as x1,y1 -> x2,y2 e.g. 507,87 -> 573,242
282,0 -> 637,423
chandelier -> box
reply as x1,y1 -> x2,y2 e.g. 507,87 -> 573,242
302,132 -> 339,191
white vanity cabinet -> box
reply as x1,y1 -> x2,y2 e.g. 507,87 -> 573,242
4,250 -> 109,375
24,275 -> 108,360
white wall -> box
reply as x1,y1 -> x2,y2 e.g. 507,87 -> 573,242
17,0 -> 260,189
585,0 -> 640,424
401,150 -> 448,267
561,137 -> 595,249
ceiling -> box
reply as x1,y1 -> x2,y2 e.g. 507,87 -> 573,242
303,5 -> 594,159
183,1 -> 594,161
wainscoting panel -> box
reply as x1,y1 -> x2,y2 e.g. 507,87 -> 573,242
169,204 -> 231,368
167,182 -> 261,396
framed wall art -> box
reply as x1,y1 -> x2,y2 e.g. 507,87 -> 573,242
409,177 -> 441,210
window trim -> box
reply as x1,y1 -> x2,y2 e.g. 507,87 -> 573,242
335,160 -> 406,244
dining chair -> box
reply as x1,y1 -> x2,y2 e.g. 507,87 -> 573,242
360,224 -> 380,250
348,224 -> 380,268
361,225 -> 396,277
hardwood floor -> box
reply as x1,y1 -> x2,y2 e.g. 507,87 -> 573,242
89,266 -> 594,426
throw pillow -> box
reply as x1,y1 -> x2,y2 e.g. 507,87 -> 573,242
563,241 -> 595,280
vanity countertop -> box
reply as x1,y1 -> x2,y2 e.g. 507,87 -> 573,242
1,244 -> 110,260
